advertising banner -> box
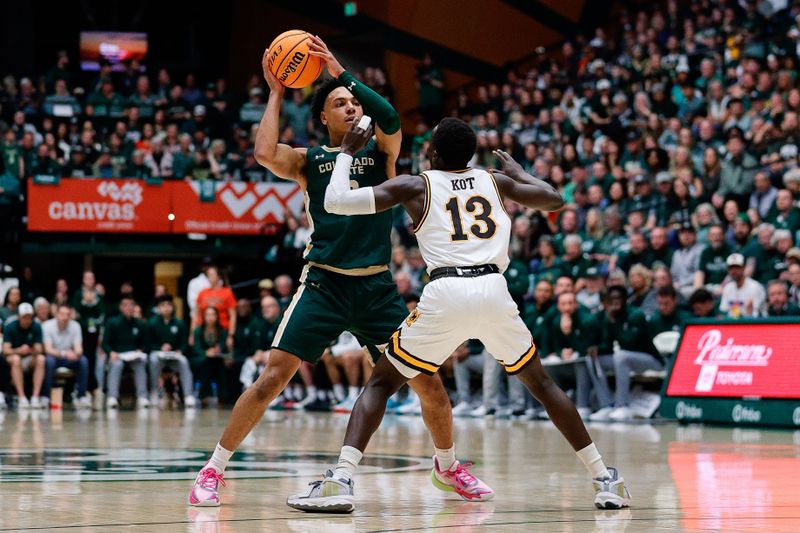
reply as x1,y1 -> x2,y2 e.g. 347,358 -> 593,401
660,319 -> 800,427
665,322 -> 800,400
28,178 -> 171,233
27,178 -> 304,235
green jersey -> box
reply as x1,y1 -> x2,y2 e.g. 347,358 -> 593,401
303,139 -> 392,270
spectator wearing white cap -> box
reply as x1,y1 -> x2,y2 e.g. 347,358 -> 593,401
719,253 -> 766,319
2,303 -> 48,408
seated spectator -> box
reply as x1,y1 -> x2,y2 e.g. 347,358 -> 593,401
561,235 -> 593,291
588,286 -> 662,422
766,189 -> 800,236
191,307 -> 230,405
102,296 -> 149,409
719,253 -> 766,319
546,291 -> 598,418
322,331 -> 367,412
695,224 -> 732,297
451,340 -> 486,415
274,274 -> 294,311
764,280 -> 800,317
671,222 -> 703,299
2,303 -> 47,408
627,264 -> 654,311
688,288 -> 720,319
744,224 -> 779,285
147,294 -> 195,408
576,267 -> 604,313
614,231 -> 652,273
789,263 -> 800,307
42,304 -> 90,408
33,296 -> 50,323
529,236 -> 563,285
647,286 -> 690,336
1,286 -> 22,326
194,266 -> 236,353
230,299 -> 260,403
749,171 -> 778,221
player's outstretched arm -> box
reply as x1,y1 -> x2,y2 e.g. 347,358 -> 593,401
324,117 -> 424,216
492,149 -> 564,212
253,48 -> 307,185
308,35 -> 401,167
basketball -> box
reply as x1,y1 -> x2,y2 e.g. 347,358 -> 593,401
268,30 -> 323,88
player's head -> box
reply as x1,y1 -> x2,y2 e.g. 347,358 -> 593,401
429,117 -> 476,171
312,77 -> 362,142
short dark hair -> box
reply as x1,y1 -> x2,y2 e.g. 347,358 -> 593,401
155,294 -> 174,305
688,288 -> 713,305
656,285 -> 677,299
606,285 -> 628,300
311,77 -> 343,126
431,117 -> 477,169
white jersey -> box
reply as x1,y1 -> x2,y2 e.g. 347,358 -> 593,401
414,168 -> 511,274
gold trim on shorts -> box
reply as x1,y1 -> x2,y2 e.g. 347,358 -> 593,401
386,330 -> 440,375
503,343 -> 538,374
308,262 -> 389,277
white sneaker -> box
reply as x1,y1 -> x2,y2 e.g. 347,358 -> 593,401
106,397 -> 119,409
593,467 -> 631,509
536,409 -> 551,420
608,406 -> 634,421
184,395 -> 198,409
286,470 -> 355,513
577,407 -> 592,420
150,392 -> 162,408
137,396 -> 151,409
17,396 -> 31,409
30,396 -> 44,409
469,405 -> 494,418
74,395 -> 92,409
0,392 -> 6,410
451,402 -> 472,416
588,406 -> 615,422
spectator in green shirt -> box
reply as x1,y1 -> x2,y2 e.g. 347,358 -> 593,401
523,280 -> 554,354
230,299 -> 261,401
147,294 -> 195,408
192,306 -> 230,405
102,296 -> 149,409
688,288 -> 721,319
529,237 -> 564,287
587,286 -> 662,422
647,286 -> 691,337
744,223 -> 780,285
764,280 -> 800,317
695,224 -> 732,296
546,292 -> 599,417
561,234 -> 594,291
2,303 -> 46,408
504,257 -> 530,311
767,189 -> 800,236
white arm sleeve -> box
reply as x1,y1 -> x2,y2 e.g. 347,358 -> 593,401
323,152 -> 377,215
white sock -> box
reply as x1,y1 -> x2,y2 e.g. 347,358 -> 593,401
576,442 -> 610,479
208,443 -> 234,474
348,386 -> 359,400
332,384 -> 345,402
306,385 -> 317,401
332,445 -> 363,480
435,445 -> 456,471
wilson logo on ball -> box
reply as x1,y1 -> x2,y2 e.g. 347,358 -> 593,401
280,51 -> 307,82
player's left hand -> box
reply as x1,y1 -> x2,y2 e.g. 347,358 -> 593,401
308,35 -> 345,78
493,149 -> 525,177
341,117 -> 374,156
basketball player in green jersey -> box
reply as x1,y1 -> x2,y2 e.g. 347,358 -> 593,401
188,36 -> 493,509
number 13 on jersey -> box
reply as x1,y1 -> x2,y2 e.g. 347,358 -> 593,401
444,195 -> 497,241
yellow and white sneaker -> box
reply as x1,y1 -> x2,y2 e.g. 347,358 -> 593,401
286,470 -> 355,513
593,467 -> 631,509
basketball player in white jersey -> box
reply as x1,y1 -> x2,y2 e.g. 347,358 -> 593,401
286,116 -> 631,512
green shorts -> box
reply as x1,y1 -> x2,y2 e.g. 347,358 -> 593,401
271,265 -> 410,364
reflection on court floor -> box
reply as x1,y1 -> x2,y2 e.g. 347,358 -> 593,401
0,409 -> 798,532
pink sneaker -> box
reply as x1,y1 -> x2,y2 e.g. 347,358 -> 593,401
431,457 -> 495,501
189,466 -> 227,507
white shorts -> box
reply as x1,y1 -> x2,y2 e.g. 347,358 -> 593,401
386,273 -> 537,379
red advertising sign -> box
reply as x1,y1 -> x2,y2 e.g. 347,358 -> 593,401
172,181 -> 304,235
27,179 -> 304,235
665,323 -> 800,400
28,178 -> 171,233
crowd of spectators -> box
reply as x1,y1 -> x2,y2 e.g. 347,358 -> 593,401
2,0 -> 800,421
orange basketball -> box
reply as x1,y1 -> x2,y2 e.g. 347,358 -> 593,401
268,30 -> 323,89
